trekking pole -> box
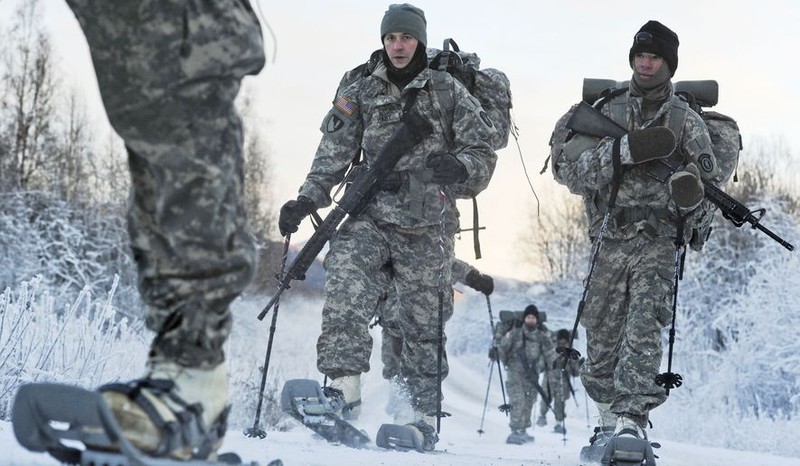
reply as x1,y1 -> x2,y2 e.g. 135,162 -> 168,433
434,188 -> 452,433
585,389 -> 591,430
557,373 -> 568,444
476,362 -> 494,435
485,295 -> 511,414
244,235 -> 291,439
656,218 -> 686,395
558,159 -> 624,365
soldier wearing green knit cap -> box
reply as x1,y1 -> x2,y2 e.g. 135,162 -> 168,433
279,2 -> 497,452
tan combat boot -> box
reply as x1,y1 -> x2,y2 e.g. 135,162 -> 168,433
100,359 -> 229,460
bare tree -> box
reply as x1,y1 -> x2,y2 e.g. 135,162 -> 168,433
237,87 -> 283,292
0,0 -> 58,192
518,195 -> 588,282
238,89 -> 277,244
51,91 -> 94,202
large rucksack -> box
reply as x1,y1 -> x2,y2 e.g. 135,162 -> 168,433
426,38 -> 513,151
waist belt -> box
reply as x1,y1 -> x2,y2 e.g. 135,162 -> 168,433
612,206 -> 672,227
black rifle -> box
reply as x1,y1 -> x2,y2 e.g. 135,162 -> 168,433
565,102 -> 794,252
258,113 -> 434,320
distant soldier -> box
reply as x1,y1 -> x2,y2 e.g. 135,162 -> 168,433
497,304 -> 555,444
537,329 -> 581,434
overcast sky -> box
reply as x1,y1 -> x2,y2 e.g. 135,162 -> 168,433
3,0 -> 798,280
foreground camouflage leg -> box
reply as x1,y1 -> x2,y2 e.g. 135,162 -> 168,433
64,0 -> 263,459
66,0 -> 263,367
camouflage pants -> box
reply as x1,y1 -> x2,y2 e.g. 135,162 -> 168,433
505,366 -> 541,431
579,235 -> 674,419
66,0 -> 264,368
317,217 -> 454,414
539,370 -> 570,422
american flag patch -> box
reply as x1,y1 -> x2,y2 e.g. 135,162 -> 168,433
334,95 -> 357,116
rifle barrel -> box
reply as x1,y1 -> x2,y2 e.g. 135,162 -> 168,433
703,180 -> 794,251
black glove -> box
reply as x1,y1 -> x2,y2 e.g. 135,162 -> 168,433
488,346 -> 499,361
669,162 -> 705,211
464,269 -> 494,295
425,153 -> 468,185
624,127 -> 676,164
278,196 -> 316,236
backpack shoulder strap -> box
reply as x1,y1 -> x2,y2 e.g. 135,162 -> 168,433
668,95 -> 689,148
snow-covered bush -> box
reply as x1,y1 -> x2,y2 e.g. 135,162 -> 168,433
0,191 -> 142,317
0,276 -> 149,419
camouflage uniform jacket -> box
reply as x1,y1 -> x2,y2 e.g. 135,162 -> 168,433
299,63 -> 497,230
498,325 -> 556,380
451,258 -> 475,284
552,86 -> 726,243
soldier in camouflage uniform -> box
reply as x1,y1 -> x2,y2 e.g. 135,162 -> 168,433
550,20 -> 730,448
537,329 -> 581,434
497,305 -> 556,445
379,259 -> 494,421
64,1 -> 264,460
278,3 -> 496,450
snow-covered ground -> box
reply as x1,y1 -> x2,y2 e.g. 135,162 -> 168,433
3,294 -> 799,466
4,355 -> 799,466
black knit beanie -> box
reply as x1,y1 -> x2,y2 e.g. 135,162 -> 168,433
629,20 -> 679,77
380,3 -> 427,46
523,304 -> 539,319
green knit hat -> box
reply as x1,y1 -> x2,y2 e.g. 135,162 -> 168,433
380,3 -> 427,46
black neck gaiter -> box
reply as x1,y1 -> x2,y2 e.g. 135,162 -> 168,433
630,65 -> 672,119
382,42 -> 428,89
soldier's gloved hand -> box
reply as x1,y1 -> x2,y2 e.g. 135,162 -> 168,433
669,162 -> 705,211
621,127 -> 676,164
488,346 -> 499,361
278,196 -> 316,236
425,153 -> 468,185
464,269 -> 494,295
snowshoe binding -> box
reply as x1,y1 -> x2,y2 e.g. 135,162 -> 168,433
280,379 -> 369,448
601,433 -> 657,466
12,382 -> 269,466
580,426 -> 615,463
376,419 -> 438,452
